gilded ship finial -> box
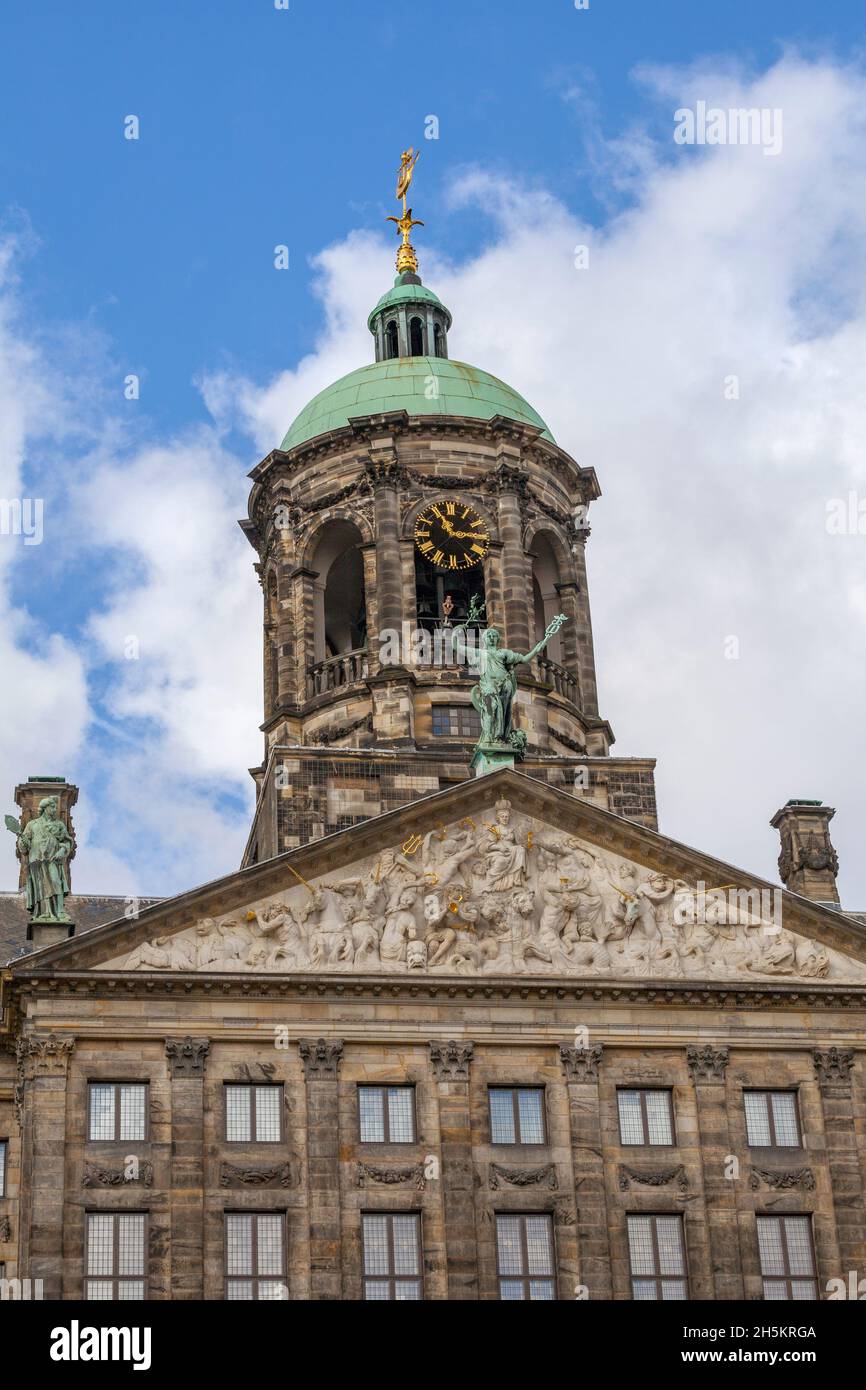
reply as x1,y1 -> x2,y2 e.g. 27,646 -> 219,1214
387,147 -> 424,274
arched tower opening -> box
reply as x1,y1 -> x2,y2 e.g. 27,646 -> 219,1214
310,520 -> 368,667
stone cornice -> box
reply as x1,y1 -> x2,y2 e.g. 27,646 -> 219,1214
13,969 -> 866,1011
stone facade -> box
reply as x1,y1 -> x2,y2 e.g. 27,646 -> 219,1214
2,771 -> 865,1300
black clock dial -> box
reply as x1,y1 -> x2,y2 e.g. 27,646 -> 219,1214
414,499 -> 490,570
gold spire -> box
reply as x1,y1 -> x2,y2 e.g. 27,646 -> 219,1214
387,147 -> 424,274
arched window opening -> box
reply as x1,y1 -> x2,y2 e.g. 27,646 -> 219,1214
264,571 -> 279,716
530,534 -> 563,664
310,521 -> 368,667
409,316 -> 424,356
385,320 -> 399,359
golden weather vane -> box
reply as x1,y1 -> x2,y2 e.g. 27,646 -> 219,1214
387,147 -> 424,274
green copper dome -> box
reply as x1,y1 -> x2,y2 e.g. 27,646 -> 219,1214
280,357 -> 555,451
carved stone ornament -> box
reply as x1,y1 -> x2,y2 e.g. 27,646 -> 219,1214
83,1160 -> 154,1189
95,812 -> 866,985
299,1038 -> 343,1080
687,1045 -> 730,1083
0,1216 -> 12,1242
812,1047 -> 855,1087
489,1163 -> 558,1191
429,1040 -> 474,1080
560,1043 -> 603,1082
749,1166 -> 815,1192
16,1033 -> 75,1073
618,1163 -> 688,1193
357,1162 -> 426,1191
165,1036 -> 210,1078
220,1160 -> 296,1189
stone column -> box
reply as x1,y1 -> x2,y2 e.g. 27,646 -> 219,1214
166,1036 -> 209,1300
299,1039 -> 344,1300
429,1041 -> 477,1299
813,1048 -> 866,1278
686,1045 -> 742,1299
559,1044 -> 611,1299
16,1033 -> 74,1299
492,464 -> 531,655
367,451 -> 406,644
569,534 -> 601,721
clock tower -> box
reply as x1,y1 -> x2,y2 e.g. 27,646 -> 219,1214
240,162 -> 657,866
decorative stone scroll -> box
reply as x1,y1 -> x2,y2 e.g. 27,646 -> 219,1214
83,1160 -> 154,1189
812,1047 -> 855,1088
165,1037 -> 210,1078
429,1040 -> 474,1080
97,809 -> 866,985
16,1033 -> 75,1073
299,1038 -> 343,1080
687,1045 -> 730,1083
357,1162 -> 426,1191
489,1163 -> 558,1191
219,1160 -> 296,1189
560,1043 -> 603,1082
750,1166 -> 815,1193
618,1163 -> 688,1193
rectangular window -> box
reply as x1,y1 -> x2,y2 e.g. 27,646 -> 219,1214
627,1214 -> 688,1300
85,1212 -> 147,1300
431,705 -> 481,738
358,1086 -> 416,1144
225,1213 -> 287,1300
496,1214 -> 556,1300
0,1140 -> 6,1198
744,1092 -> 801,1148
88,1084 -> 148,1143
362,1213 -> 422,1300
224,1085 -> 283,1143
757,1216 -> 817,1300
617,1089 -> 675,1146
489,1088 -> 546,1145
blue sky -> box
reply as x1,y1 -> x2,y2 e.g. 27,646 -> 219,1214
2,1 -> 866,904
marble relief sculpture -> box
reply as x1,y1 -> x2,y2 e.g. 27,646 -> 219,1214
103,801 -> 865,982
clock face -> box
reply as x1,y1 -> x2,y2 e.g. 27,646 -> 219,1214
414,498 -> 490,570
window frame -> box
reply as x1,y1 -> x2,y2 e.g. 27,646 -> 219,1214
494,1212 -> 557,1300
84,1210 -> 149,1301
744,1090 -> 802,1150
488,1086 -> 548,1146
223,1211 -> 288,1301
357,1085 -> 417,1146
616,1088 -> 676,1147
627,1212 -> 689,1301
361,1210 -> 424,1301
86,1082 -> 150,1144
756,1214 -> 818,1301
223,1083 -> 285,1144
430,703 -> 482,739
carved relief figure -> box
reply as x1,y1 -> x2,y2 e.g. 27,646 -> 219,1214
102,811 -> 866,985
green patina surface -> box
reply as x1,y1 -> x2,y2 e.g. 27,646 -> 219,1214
281,357 -> 555,451
367,280 -> 450,329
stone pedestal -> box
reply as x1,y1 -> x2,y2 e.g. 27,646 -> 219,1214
471,745 -> 515,778
29,920 -> 74,951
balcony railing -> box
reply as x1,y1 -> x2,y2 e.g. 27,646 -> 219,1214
534,655 -> 579,705
307,647 -> 368,699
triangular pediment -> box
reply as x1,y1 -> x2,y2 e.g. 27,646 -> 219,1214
18,770 -> 866,986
